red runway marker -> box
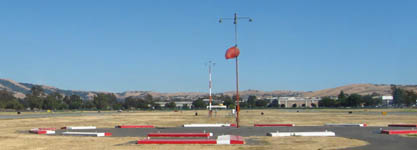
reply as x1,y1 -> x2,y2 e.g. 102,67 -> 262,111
229,135 -> 244,144
29,129 -> 55,134
104,132 -> 112,136
381,130 -> 417,134
30,130 -> 47,134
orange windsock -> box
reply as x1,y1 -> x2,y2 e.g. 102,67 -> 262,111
225,46 -> 240,59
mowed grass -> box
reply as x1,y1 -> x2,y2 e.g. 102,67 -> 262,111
1,109 -> 416,150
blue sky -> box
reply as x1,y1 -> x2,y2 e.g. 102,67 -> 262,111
1,0 -> 416,93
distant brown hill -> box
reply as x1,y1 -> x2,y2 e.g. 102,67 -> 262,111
223,89 -> 303,99
303,84 -> 417,97
1,78 -> 416,100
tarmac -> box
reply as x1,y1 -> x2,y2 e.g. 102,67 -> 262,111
55,126 -> 417,150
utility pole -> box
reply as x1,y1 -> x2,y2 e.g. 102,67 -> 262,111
207,61 -> 215,117
219,13 -> 252,128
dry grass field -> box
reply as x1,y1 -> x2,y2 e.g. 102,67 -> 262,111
1,109 -> 416,150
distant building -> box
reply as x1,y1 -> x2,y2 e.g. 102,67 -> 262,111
202,99 -> 223,104
382,96 -> 394,106
277,97 -> 320,108
206,105 -> 227,109
155,101 -> 193,109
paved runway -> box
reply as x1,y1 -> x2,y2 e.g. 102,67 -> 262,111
55,126 -> 417,150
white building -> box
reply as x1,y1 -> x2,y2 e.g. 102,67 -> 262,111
277,97 -> 320,108
382,96 -> 394,106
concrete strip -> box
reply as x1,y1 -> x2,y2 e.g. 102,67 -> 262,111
147,132 -> 213,137
62,126 -> 96,130
183,124 -> 232,127
325,123 -> 367,127
268,131 -> 335,137
62,132 -> 110,137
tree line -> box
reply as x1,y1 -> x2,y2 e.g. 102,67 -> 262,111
0,86 -> 119,111
214,95 -> 272,108
1,85 -> 416,111
319,85 -> 417,108
0,86 -> 216,111
391,85 -> 417,107
318,91 -> 382,107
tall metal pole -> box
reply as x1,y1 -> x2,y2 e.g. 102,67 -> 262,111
235,55 -> 240,127
233,13 -> 240,128
234,13 -> 238,47
208,61 -> 214,117
219,13 -> 252,128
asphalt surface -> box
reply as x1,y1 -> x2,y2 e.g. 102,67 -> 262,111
54,126 -> 417,150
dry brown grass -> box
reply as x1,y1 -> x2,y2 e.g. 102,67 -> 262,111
2,109 -> 416,150
239,109 -> 417,126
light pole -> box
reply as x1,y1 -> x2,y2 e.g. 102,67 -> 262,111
207,61 -> 215,117
219,13 -> 252,128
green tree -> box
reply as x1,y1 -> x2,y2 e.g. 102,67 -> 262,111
229,103 -> 236,109
255,99 -> 269,107
42,95 -> 57,110
182,104 -> 189,110
23,86 -> 46,110
82,100 -> 95,109
25,95 -> 43,110
346,94 -> 362,107
42,92 -> 64,110
223,98 -> 234,108
391,85 -> 405,106
69,95 -> 83,109
5,100 -> 24,110
338,91 -> 347,107
93,93 -> 112,110
165,101 -> 176,109
123,97 -> 137,109
404,90 -> 417,106
0,90 -> 15,108
137,99 -> 150,109
319,97 -> 337,107
30,85 -> 44,97
362,95 -> 381,107
247,95 -> 256,108
63,96 -> 71,106
192,99 -> 207,109
112,101 -> 123,110
239,101 -> 248,108
0,90 -> 24,110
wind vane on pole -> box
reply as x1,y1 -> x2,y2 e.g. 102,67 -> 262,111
219,13 -> 252,128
